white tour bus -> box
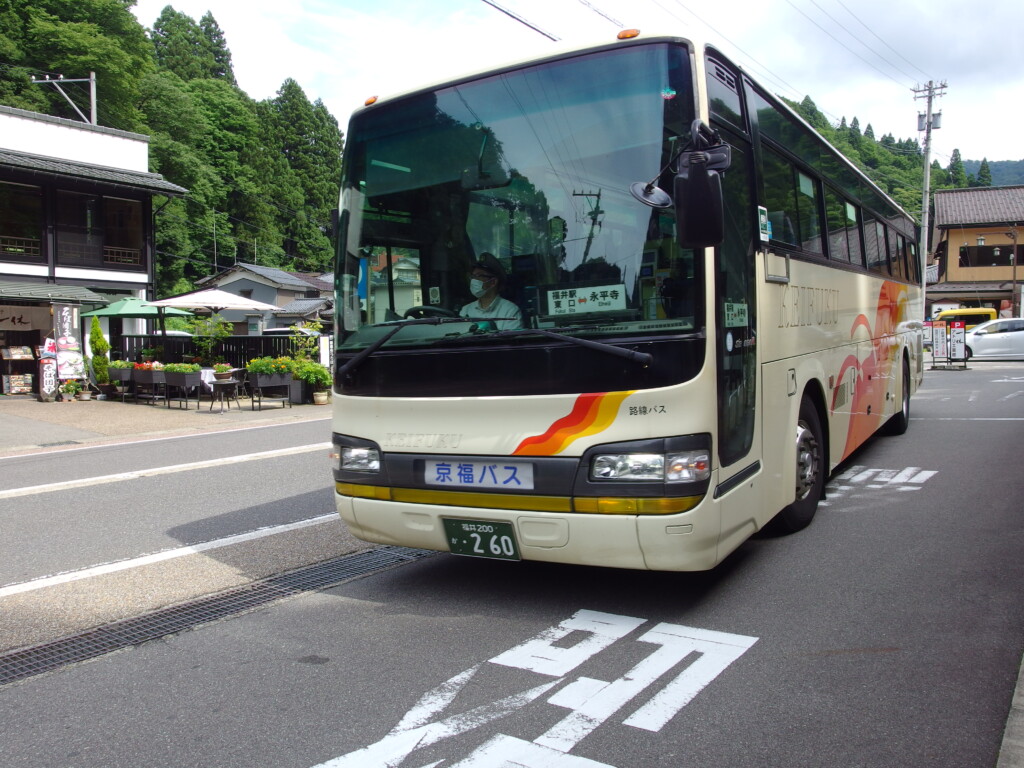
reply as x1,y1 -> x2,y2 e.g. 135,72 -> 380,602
330,30 -> 924,571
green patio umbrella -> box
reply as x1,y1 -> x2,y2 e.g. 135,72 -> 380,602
82,297 -> 194,337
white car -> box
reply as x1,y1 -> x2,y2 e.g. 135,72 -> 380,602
262,327 -> 319,336
965,318 -> 1024,361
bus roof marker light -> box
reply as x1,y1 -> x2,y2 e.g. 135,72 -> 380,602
617,29 -> 641,40
364,96 -> 379,106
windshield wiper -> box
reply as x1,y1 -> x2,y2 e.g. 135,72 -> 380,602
337,317 -> 468,378
463,325 -> 653,366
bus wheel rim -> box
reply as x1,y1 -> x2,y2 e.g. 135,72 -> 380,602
794,421 -> 820,500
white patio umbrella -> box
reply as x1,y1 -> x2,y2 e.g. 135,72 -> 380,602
148,288 -> 282,313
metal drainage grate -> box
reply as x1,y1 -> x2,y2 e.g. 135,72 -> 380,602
0,546 -> 432,688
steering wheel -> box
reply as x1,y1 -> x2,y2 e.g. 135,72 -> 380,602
403,305 -> 457,319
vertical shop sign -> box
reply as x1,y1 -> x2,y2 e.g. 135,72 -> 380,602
53,303 -> 86,379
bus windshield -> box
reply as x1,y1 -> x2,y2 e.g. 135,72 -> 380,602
337,42 -> 698,349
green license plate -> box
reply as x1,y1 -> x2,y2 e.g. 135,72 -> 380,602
442,519 -> 520,561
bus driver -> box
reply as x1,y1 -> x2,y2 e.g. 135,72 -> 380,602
459,253 -> 522,330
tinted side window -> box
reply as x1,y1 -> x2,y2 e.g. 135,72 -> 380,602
864,218 -> 890,276
824,187 -> 861,264
706,55 -> 743,130
762,147 -> 799,247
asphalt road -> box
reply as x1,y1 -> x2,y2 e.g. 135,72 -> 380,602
0,361 -> 1022,767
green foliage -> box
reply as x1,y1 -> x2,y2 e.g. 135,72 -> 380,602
60,378 -> 83,395
292,359 -> 332,390
286,320 -> 323,360
187,314 -> 232,364
0,0 -> 152,129
88,315 -> 109,384
162,362 -> 201,373
246,356 -> 294,375
109,358 -> 132,369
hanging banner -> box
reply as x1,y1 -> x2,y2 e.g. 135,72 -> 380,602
53,303 -> 86,379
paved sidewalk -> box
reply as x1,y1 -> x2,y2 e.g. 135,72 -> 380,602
0,392 -> 330,455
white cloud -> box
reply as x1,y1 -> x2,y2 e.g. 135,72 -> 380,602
131,0 -> 1023,163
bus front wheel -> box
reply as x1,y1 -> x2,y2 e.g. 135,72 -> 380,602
773,397 -> 824,533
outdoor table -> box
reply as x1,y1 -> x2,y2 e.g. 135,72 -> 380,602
209,377 -> 241,412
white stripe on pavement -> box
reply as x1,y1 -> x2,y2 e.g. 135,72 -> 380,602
0,442 -> 332,500
0,514 -> 337,598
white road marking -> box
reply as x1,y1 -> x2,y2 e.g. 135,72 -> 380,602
0,417 -> 331,461
314,611 -> 759,768
0,442 -> 332,500
490,610 -> 645,677
0,514 -> 336,598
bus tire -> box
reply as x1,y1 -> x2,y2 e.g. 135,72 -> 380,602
882,358 -> 910,436
773,397 -> 824,534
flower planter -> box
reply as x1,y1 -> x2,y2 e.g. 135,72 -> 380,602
312,390 -> 330,405
164,371 -> 202,410
109,368 -> 133,384
133,369 -> 166,404
250,372 -> 293,411
253,373 -> 292,388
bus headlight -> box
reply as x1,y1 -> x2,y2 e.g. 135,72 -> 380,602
590,450 -> 710,483
341,446 -> 380,472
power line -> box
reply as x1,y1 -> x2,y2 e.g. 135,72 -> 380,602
782,0 -> 909,89
803,0 -> 919,86
479,0 -> 560,41
830,0 -> 933,82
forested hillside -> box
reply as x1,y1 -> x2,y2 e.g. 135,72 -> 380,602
0,2 -> 1019,297
0,1 -> 341,296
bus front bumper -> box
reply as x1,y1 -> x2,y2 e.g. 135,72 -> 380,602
334,491 -> 724,572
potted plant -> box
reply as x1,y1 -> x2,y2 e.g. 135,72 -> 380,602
139,346 -> 163,362
212,362 -> 234,380
59,378 -> 83,401
293,359 -> 332,405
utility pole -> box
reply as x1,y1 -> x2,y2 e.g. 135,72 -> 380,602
573,190 -> 604,264
31,71 -> 97,125
913,80 -> 946,313
914,80 -> 946,260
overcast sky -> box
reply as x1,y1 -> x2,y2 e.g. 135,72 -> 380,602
131,0 -> 1023,165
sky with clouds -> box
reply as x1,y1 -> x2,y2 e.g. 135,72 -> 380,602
131,0 -> 1023,165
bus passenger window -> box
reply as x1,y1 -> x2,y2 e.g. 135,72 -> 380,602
762,148 -> 799,247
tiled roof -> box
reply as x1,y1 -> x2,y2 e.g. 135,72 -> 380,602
286,271 -> 332,292
235,262 -> 313,290
0,148 -> 187,195
276,297 -> 330,314
933,186 -> 1024,228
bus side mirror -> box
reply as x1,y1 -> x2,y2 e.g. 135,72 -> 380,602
673,144 -> 730,249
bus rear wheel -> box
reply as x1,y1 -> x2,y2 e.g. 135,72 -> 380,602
882,358 -> 910,436
773,397 -> 823,533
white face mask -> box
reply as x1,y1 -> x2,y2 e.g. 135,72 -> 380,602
469,278 -> 490,298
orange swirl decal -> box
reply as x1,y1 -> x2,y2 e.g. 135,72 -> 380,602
513,391 -> 633,456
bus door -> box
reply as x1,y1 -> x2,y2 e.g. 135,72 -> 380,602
713,130 -> 763,548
